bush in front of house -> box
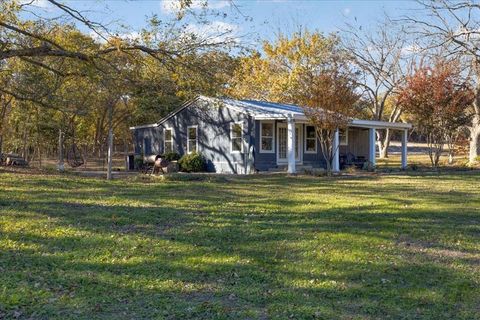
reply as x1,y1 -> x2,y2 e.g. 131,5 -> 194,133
134,155 -> 144,170
163,152 -> 181,162
178,152 -> 206,172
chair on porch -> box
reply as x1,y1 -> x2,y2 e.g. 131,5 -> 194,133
340,152 -> 367,170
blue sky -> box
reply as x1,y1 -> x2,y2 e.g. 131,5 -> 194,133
30,0 -> 417,47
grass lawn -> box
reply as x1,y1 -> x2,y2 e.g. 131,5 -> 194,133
0,171 -> 479,319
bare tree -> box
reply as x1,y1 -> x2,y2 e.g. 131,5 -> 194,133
0,0 -> 239,71
402,0 -> 480,163
343,19 -> 411,158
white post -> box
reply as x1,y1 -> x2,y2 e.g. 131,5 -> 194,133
401,129 -> 408,169
287,115 -> 296,174
332,128 -> 340,172
368,128 -> 376,167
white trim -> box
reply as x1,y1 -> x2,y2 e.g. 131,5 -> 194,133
277,122 -> 303,164
129,123 -> 158,130
401,129 -> 408,169
339,128 -> 348,146
187,125 -> 198,154
163,127 -> 173,153
259,121 -> 275,153
332,129 -> 340,172
304,125 -> 317,154
368,128 -> 376,166
350,119 -> 412,130
230,122 -> 244,153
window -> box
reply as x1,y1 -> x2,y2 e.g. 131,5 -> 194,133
164,128 -> 173,153
339,128 -> 348,146
230,122 -> 243,153
187,126 -> 198,153
305,125 -> 317,153
260,121 -> 274,153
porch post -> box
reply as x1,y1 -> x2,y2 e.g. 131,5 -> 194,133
332,128 -> 340,172
368,128 -> 376,167
401,128 -> 408,169
287,115 -> 296,174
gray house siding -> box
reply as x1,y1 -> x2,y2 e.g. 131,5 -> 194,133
253,120 -> 277,171
339,127 -> 369,159
134,127 -> 162,155
133,100 -> 373,174
134,99 -> 252,174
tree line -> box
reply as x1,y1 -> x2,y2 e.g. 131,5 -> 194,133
1,0 -> 480,172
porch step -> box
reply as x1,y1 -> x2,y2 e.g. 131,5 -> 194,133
268,165 -> 313,172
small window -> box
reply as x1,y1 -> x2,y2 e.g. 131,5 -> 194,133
187,126 -> 198,153
231,123 -> 243,153
339,128 -> 348,146
260,122 -> 274,153
164,128 -> 173,153
305,126 -> 317,153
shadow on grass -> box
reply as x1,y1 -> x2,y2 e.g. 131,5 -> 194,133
0,172 -> 479,319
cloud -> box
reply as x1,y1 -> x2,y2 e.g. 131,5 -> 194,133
185,20 -> 240,44
343,7 -> 351,16
20,0 -> 51,8
401,44 -> 421,55
160,0 -> 230,14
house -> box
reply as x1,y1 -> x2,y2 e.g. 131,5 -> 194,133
130,96 -> 412,174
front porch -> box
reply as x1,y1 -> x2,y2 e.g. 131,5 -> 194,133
254,116 -> 412,174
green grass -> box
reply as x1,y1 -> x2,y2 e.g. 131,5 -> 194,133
0,171 -> 479,319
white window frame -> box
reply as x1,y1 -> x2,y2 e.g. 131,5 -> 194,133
304,125 -> 317,154
339,128 -> 348,146
187,125 -> 198,154
259,121 -> 275,153
164,127 -> 173,153
230,122 -> 244,153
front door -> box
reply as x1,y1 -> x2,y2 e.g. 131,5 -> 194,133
277,123 -> 302,164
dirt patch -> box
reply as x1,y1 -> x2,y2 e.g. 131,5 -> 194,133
397,236 -> 480,265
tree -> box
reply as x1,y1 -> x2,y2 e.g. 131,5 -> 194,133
343,19 -> 411,158
299,69 -> 359,174
398,60 -> 473,167
0,0 -> 239,176
403,0 -> 480,163
229,30 -> 360,174
229,30 -> 344,103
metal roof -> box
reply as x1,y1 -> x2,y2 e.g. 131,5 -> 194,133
129,96 -> 412,130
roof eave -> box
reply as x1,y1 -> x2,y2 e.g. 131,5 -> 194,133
349,119 -> 412,130
129,123 -> 158,130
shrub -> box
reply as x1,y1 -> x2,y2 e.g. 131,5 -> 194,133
409,163 -> 419,171
134,155 -> 144,170
178,152 -> 206,172
163,152 -> 181,162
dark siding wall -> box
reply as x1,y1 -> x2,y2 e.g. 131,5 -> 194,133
132,99 -> 252,173
339,127 -> 369,159
253,120 -> 277,171
302,124 -> 327,168
133,126 -> 162,155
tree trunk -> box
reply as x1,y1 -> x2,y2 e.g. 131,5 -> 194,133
57,129 -> 64,172
469,114 -> 480,163
107,103 -> 114,180
376,129 -> 392,159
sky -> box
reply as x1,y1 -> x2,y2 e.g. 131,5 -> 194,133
28,0 -> 419,48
